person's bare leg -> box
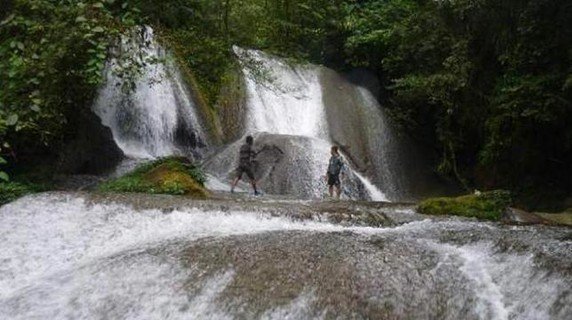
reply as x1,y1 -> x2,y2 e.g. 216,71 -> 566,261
230,176 -> 240,192
329,185 -> 334,197
335,185 -> 341,199
251,179 -> 258,194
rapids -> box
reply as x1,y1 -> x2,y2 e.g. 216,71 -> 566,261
0,193 -> 570,319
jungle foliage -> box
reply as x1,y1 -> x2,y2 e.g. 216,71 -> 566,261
0,0 -> 140,167
342,0 -> 572,206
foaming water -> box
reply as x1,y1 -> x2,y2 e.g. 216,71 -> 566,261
354,86 -> 407,199
1,193 -> 570,319
0,194 -> 349,301
353,171 -> 388,201
234,47 -> 328,139
92,26 -> 206,158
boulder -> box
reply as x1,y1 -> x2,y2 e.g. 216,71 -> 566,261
320,68 -> 458,201
203,133 -> 370,199
501,207 -> 549,225
57,110 -> 124,175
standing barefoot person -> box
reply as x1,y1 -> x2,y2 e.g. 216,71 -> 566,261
326,146 -> 345,199
231,135 -> 260,195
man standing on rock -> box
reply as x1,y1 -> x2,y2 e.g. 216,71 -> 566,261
231,135 -> 260,195
326,146 -> 345,199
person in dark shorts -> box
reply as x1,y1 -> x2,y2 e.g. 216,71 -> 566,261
231,135 -> 260,195
325,146 -> 345,199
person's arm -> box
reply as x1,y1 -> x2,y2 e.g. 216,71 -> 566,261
254,145 -> 268,156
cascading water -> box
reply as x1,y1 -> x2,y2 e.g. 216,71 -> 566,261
231,47 -> 387,200
1,193 -> 570,319
92,26 -> 206,159
236,48 -> 329,139
352,86 -> 407,199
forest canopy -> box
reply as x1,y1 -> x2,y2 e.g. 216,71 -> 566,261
1,0 -> 571,207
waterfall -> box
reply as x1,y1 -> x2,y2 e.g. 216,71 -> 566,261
236,48 -> 329,139
234,47 -> 387,200
353,86 -> 406,199
92,26 -> 206,159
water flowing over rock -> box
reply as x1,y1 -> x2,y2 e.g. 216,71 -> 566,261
90,34 -> 447,200
92,26 -> 207,159
321,68 -> 447,200
213,47 -> 387,200
1,193 -> 570,319
212,47 -> 451,201
203,133 -> 372,200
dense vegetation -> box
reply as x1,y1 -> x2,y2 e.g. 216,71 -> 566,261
341,0 -> 572,209
1,0 -> 571,208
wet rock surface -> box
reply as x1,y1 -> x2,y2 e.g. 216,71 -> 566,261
502,207 -> 556,225
203,133 -> 372,200
57,110 -> 124,175
84,191 -> 417,227
1,191 -> 571,319
319,68 -> 457,201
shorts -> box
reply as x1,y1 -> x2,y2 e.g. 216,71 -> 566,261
327,173 -> 340,187
236,164 -> 255,180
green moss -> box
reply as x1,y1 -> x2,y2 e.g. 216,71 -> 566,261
418,190 -> 512,221
99,157 -> 209,198
0,182 -> 45,206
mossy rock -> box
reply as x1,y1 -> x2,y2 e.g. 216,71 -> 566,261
417,190 -> 512,221
99,157 -> 209,199
536,212 -> 572,227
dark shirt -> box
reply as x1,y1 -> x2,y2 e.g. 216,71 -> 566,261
327,155 -> 344,176
239,143 -> 256,166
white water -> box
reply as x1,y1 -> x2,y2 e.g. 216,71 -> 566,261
0,194 -> 352,319
235,48 -> 387,201
354,86 -> 406,198
1,194 -> 569,319
235,47 -> 329,139
0,194 -> 348,301
92,27 -> 206,159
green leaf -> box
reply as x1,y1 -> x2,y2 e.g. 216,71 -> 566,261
31,105 -> 41,112
75,16 -> 87,23
92,26 -> 105,33
6,114 -> 18,126
0,157 -> 7,164
93,2 -> 105,8
0,172 -> 9,182
1,13 -> 15,26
